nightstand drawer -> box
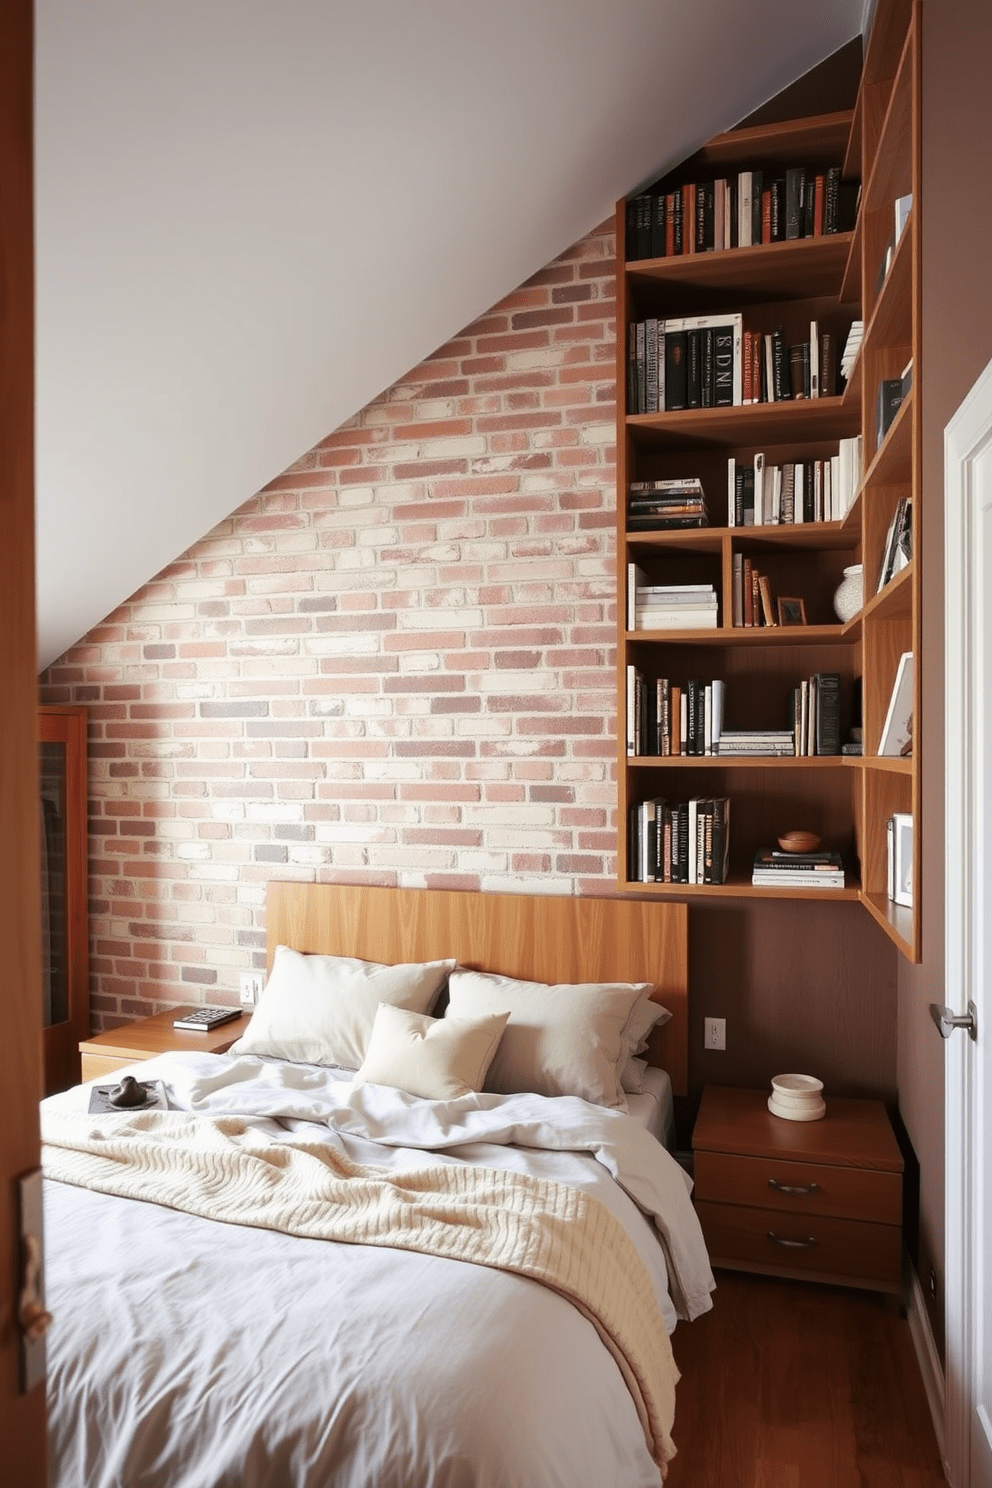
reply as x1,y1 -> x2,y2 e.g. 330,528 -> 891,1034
694,1150 -> 902,1226
696,1199 -> 902,1289
80,1053 -> 136,1082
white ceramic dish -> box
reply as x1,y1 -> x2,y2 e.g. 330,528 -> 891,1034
768,1094 -> 826,1122
771,1073 -> 824,1099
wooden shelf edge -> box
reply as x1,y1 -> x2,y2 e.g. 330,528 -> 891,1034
619,878 -> 861,901
861,890 -> 919,961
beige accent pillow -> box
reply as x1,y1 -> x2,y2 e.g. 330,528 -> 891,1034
353,1003 -> 509,1101
229,945 -> 455,1070
445,968 -> 652,1109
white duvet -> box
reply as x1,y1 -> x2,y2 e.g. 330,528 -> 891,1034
42,1053 -> 714,1488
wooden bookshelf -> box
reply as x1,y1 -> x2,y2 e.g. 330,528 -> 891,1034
615,0 -> 921,960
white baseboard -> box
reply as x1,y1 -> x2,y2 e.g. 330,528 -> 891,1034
906,1264 -> 947,1474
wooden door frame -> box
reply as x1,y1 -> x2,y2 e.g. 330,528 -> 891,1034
943,352 -> 992,1488
0,0 -> 47,1477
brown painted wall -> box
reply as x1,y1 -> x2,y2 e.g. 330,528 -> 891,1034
903,0 -> 992,1359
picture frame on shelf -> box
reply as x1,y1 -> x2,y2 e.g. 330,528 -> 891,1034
777,597 -> 807,626
878,651 -> 914,756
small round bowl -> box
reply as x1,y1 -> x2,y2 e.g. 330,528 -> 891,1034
771,1073 -> 824,1102
777,830 -> 821,853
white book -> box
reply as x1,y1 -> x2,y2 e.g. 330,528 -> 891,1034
738,171 -> 753,248
727,456 -> 736,527
879,652 -> 914,755
810,319 -> 820,399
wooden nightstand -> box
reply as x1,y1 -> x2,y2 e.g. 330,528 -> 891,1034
79,1007 -> 253,1083
692,1086 -> 904,1294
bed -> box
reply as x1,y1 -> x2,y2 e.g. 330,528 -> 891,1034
41,883 -> 714,1487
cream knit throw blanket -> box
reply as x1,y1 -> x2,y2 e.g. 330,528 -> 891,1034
42,1108 -> 679,1476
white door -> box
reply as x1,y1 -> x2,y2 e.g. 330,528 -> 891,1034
944,356 -> 992,1488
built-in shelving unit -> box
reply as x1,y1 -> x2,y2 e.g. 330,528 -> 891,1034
615,0 -> 920,960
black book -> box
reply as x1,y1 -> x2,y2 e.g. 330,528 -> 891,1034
676,802 -> 690,883
665,331 -> 688,410
789,343 -> 808,400
700,328 -> 714,408
824,166 -> 842,233
651,194 -> 667,258
751,170 -> 764,246
627,323 -> 638,413
709,797 -> 730,884
634,321 -> 646,414
771,327 -> 789,401
813,672 -> 841,755
785,167 -> 806,239
769,178 -> 785,241
712,326 -> 735,407
671,190 -> 684,255
625,198 -> 640,260
702,181 -> 715,252
626,515 -> 707,531
877,377 -> 905,444
735,465 -> 755,525
628,804 -> 640,882
644,319 -> 659,414
728,177 -> 739,248
687,330 -> 702,408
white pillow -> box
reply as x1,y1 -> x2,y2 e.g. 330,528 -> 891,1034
620,997 -> 673,1091
353,1003 -> 509,1101
229,945 -> 455,1070
445,968 -> 652,1109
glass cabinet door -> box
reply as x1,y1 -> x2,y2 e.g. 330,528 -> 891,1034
37,706 -> 88,1094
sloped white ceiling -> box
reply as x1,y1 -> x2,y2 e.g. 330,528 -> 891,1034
34,0 -> 864,671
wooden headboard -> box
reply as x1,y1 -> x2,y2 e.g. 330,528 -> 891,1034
266,883 -> 688,1097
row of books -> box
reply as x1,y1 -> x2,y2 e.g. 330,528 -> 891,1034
876,497 -> 912,592
627,478 -> 710,532
625,165 -> 852,262
625,670 -> 841,757
626,565 -> 718,631
628,796 -> 730,885
751,847 -> 846,889
728,440 -> 862,527
731,556 -> 781,629
627,314 -> 845,415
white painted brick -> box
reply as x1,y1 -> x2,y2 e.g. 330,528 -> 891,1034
398,608 -> 480,631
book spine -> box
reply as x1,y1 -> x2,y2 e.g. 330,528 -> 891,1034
813,672 -> 841,755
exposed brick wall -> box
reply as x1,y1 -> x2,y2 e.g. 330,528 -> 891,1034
39,221 -> 619,1030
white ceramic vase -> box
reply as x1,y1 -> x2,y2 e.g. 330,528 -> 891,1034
833,563 -> 863,622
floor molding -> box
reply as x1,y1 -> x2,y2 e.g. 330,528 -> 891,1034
906,1264 -> 948,1475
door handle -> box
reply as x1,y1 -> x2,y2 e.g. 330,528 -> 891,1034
929,1001 -> 978,1041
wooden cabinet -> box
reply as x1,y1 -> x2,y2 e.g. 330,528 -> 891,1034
79,1007 -> 253,1083
38,704 -> 89,1094
614,0 -> 921,961
692,1085 -> 904,1293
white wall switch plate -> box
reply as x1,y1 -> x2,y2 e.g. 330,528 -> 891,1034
704,1017 -> 726,1051
239,972 -> 264,1007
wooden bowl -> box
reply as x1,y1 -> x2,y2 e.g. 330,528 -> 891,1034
777,830 -> 821,853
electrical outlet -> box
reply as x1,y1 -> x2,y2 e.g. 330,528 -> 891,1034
704,1017 -> 726,1051
240,972 -> 264,1007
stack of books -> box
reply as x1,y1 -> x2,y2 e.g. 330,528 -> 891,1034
715,730 -> 795,757
751,848 -> 845,888
627,564 -> 718,631
627,478 -> 709,531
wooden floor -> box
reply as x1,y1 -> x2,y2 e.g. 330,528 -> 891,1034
666,1270 -> 947,1487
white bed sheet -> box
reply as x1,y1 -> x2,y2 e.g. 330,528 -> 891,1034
627,1065 -> 675,1149
42,1053 -> 712,1488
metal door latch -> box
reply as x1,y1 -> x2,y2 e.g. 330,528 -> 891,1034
929,1001 -> 978,1041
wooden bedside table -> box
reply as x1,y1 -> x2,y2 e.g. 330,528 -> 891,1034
79,1007 -> 253,1083
692,1085 -> 904,1294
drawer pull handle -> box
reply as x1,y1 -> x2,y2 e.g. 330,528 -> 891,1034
768,1177 -> 819,1196
767,1230 -> 817,1249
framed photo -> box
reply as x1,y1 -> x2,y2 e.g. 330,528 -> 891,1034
777,596 -> 807,626
887,812 -> 913,907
